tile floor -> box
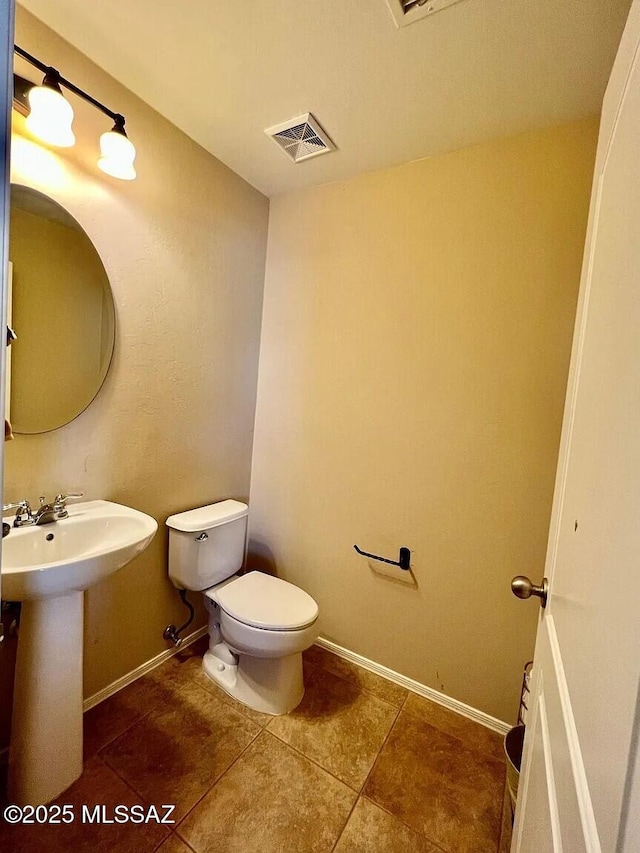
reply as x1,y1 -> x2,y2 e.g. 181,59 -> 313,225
0,637 -> 511,852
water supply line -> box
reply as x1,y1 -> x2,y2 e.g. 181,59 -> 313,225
163,589 -> 195,647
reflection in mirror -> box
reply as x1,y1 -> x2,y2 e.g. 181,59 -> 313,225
9,185 -> 115,434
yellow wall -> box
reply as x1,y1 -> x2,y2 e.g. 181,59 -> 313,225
249,117 -> 599,723
0,7 -> 269,748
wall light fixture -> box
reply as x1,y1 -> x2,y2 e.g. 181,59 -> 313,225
14,45 -> 137,181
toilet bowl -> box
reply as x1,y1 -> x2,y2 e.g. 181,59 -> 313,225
166,501 -> 319,715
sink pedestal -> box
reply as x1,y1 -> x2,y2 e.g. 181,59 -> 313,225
8,591 -> 84,805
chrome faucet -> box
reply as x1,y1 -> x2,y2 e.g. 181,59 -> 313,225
2,492 -> 84,527
2,499 -> 34,527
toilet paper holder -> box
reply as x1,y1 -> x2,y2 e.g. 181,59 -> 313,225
353,544 -> 411,571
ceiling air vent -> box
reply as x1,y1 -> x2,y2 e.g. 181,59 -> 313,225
265,113 -> 336,163
386,0 -> 469,28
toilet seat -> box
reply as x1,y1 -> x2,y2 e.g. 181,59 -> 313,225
206,571 -> 318,631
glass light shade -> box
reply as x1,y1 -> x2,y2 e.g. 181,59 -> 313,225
98,129 -> 136,180
25,85 -> 75,148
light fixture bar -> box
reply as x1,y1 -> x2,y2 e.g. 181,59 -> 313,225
13,43 -> 137,179
14,44 -> 126,129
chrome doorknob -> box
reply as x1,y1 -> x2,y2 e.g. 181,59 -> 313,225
511,575 -> 548,608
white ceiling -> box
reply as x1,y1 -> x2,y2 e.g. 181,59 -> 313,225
18,0 -> 632,197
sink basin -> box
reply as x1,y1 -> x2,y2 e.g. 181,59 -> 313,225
2,499 -> 158,600
2,499 -> 158,806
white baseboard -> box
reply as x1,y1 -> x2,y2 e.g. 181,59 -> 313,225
80,624 -> 510,738
83,625 -> 208,712
316,636 -> 511,736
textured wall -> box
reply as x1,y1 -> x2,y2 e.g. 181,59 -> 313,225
0,6 -> 269,749
249,117 -> 599,723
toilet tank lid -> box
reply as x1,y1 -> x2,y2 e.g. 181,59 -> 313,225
166,500 -> 248,533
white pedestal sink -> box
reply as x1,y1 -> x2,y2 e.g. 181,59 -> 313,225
1,500 -> 158,805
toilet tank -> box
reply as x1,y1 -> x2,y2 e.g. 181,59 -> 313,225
166,500 -> 249,591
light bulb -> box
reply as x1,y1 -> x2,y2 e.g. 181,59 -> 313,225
98,126 -> 136,181
25,81 -> 75,148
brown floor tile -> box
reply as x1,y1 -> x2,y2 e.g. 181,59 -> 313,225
84,640 -> 211,760
333,796 -> 441,853
303,645 -> 408,708
403,692 -> 505,761
0,755 -> 169,853
157,833 -> 195,853
266,661 -> 398,789
84,678 -> 167,761
364,711 -> 504,853
178,731 -> 356,853
102,680 -> 260,820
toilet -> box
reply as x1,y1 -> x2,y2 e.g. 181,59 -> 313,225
166,500 -> 319,715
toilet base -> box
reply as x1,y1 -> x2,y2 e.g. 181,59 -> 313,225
202,646 -> 304,715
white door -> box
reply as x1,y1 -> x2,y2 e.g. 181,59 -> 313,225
0,0 -> 15,638
512,3 -> 640,851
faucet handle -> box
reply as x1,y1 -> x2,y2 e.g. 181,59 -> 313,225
3,500 -> 34,527
3,499 -> 30,513
54,492 -> 84,506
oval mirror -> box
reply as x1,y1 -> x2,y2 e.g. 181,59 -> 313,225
8,185 -> 115,434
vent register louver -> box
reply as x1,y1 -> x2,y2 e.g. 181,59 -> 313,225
265,113 -> 336,163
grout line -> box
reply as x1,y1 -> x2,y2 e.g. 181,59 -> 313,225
94,649 -> 266,831
316,637 -> 511,735
98,753 -> 148,802
104,698 -> 262,836
98,675 -> 260,831
355,705 -> 453,852
358,703 -> 402,795
328,792 -> 360,853
189,676 -> 273,737
259,658 -> 408,800
153,833 -> 196,853
262,727 -> 363,793
304,648 -> 408,710
170,834 -> 197,853
92,676 -> 194,761
312,644 -> 508,765
302,657 -> 401,714
359,792 -> 448,851
397,702 -> 506,764
174,722 -> 262,832
86,644 -> 497,853
95,751 -> 173,828
302,650 -> 406,798
92,705 -> 156,760
195,679 -> 273,729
